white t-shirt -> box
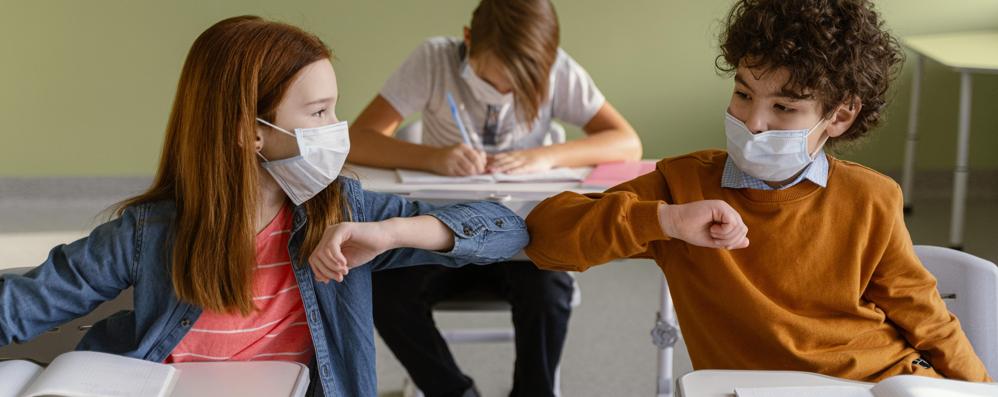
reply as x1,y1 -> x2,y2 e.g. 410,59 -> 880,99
379,37 -> 606,152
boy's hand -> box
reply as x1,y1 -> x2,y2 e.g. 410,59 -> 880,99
487,148 -> 556,174
658,201 -> 750,250
429,144 -> 487,176
308,221 -> 396,283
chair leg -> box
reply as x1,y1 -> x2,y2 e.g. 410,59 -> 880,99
557,362 -> 568,396
403,376 -> 425,397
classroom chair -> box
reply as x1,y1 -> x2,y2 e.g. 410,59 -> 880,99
915,245 -> 998,375
402,277 -> 582,397
393,118 -> 574,397
657,246 -> 998,396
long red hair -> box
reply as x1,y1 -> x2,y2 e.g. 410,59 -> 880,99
116,16 -> 348,315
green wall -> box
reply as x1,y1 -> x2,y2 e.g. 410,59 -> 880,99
2,0 -> 997,177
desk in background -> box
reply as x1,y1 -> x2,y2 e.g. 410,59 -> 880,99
901,31 -> 998,250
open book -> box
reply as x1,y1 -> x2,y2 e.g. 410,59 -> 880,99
735,374 -> 998,397
396,167 -> 591,184
0,351 -> 177,397
0,351 -> 310,397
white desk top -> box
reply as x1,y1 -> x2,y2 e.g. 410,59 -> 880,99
904,31 -> 998,73
678,370 -> 872,397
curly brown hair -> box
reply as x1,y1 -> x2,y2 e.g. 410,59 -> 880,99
717,0 -> 904,146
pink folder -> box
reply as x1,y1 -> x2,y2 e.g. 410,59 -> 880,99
582,160 -> 658,189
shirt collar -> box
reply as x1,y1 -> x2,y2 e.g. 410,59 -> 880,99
721,151 -> 829,190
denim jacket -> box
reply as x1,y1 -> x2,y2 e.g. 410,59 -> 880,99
0,177 -> 529,396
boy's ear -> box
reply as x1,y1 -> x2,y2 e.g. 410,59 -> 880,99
824,97 -> 862,138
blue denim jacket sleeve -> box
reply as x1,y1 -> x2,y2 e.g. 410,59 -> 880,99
0,207 -> 138,346
356,186 -> 529,272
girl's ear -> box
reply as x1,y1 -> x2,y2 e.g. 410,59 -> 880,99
253,124 -> 265,152
824,97 -> 862,139
463,26 -> 471,48
237,122 -> 266,152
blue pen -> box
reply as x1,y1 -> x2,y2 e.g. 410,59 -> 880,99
446,92 -> 475,148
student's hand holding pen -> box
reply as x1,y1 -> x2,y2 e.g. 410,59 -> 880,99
658,200 -> 750,250
487,147 -> 555,174
429,143 -> 488,176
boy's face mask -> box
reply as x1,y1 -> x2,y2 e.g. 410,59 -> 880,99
255,118 -> 350,206
724,111 -> 828,182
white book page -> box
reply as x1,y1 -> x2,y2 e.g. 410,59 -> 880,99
396,169 -> 495,184
21,351 -> 177,397
871,375 -> 998,397
0,360 -> 43,397
492,167 -> 590,183
735,385 -> 873,397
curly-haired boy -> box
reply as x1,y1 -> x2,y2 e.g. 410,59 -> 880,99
524,0 -> 991,382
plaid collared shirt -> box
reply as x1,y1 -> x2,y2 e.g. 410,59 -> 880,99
721,151 -> 829,190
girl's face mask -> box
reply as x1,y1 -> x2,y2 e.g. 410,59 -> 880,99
256,118 -> 350,205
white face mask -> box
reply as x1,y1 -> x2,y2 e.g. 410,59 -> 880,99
724,111 -> 828,182
461,62 -> 514,106
256,118 -> 350,206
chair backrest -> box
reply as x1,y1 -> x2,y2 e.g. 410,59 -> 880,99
434,275 -> 581,312
395,120 -> 423,144
915,245 -> 998,375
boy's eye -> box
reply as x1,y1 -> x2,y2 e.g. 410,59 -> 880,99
774,104 -> 796,113
734,91 -> 750,100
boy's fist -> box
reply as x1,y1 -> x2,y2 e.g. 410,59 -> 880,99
658,200 -> 750,250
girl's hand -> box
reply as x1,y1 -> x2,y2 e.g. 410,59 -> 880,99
487,148 -> 556,174
308,221 -> 395,283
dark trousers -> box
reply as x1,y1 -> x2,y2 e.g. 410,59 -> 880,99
373,261 -> 574,397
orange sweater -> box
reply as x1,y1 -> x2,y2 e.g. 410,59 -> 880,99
525,150 -> 990,382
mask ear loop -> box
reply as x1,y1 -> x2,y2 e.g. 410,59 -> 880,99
255,118 -> 298,163
255,118 -> 296,138
808,119 -> 831,159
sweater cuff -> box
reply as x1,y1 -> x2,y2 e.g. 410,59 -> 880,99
629,201 -> 670,243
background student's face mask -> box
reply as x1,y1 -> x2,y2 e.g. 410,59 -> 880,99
256,118 -> 350,206
724,111 -> 828,182
461,62 -> 514,106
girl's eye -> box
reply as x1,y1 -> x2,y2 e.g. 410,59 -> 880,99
312,109 -> 326,118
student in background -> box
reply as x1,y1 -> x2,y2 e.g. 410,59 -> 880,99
348,1 -> 640,396
525,0 -> 991,383
0,16 -> 529,397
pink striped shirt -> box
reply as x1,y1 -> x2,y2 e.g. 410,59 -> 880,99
165,205 -> 314,364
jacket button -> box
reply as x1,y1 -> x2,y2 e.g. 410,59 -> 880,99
463,225 -> 473,235
494,219 -> 504,227
321,364 -> 330,377
180,319 -> 191,327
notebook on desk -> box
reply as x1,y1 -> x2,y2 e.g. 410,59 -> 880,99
734,374 -> 997,397
396,167 -> 591,184
580,160 -> 658,189
0,351 -> 308,397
